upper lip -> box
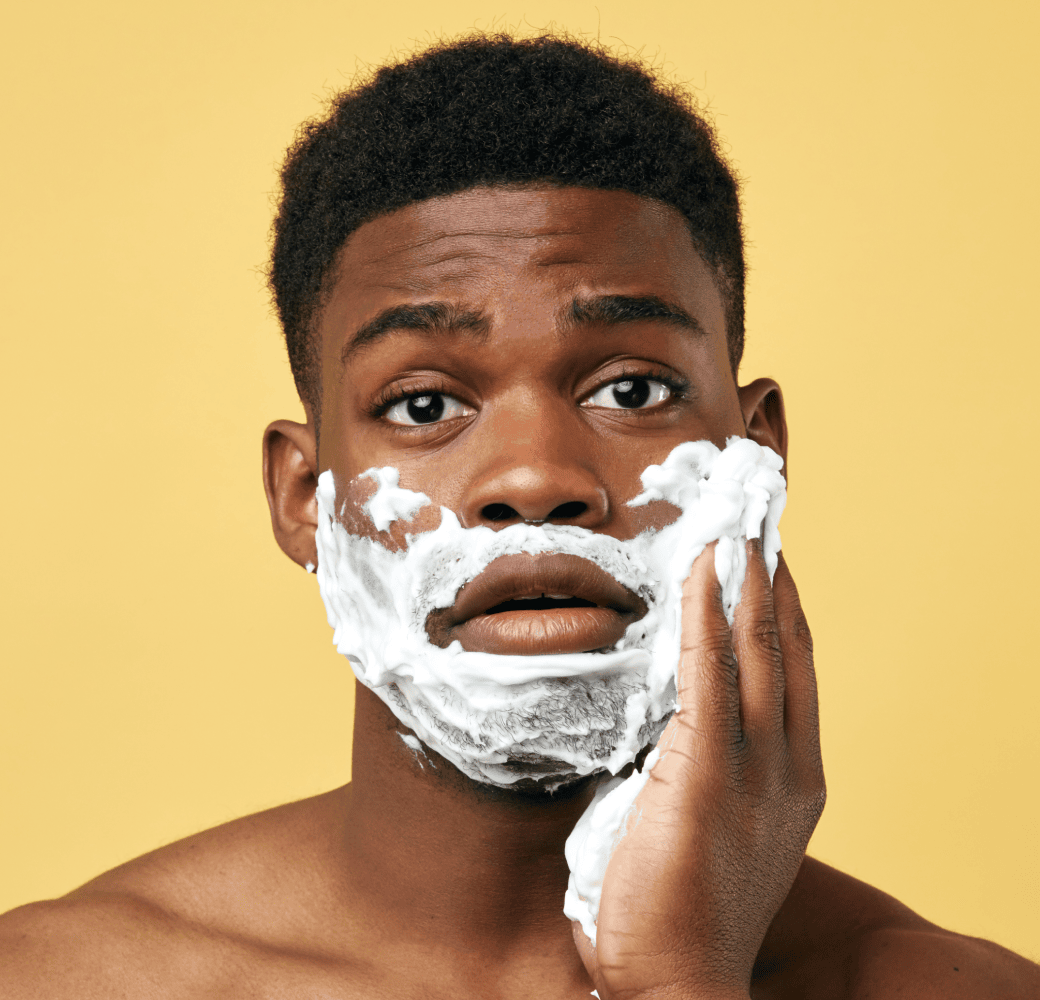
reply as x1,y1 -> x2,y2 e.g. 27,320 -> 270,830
425,552 -> 647,643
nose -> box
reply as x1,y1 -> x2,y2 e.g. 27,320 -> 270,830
458,405 -> 610,529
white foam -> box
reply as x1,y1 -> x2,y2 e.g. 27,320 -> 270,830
563,745 -> 661,943
360,466 -> 431,531
312,436 -> 786,944
397,731 -> 432,769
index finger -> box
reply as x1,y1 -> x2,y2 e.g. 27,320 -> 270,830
676,542 -> 743,755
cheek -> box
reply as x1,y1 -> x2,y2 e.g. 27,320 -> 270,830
693,397 -> 746,451
324,465 -> 445,552
600,452 -> 683,537
699,355 -> 746,438
625,498 -> 683,533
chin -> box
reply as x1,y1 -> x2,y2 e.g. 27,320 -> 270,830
380,673 -> 672,790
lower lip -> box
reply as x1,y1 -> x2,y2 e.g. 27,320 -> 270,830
449,607 -> 631,656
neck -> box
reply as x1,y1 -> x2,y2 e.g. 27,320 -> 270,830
342,683 -> 599,952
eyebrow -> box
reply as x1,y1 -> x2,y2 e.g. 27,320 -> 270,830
568,294 -> 707,337
341,292 -> 705,364
341,302 -> 491,363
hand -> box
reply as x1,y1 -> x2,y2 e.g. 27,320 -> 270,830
572,541 -> 826,1000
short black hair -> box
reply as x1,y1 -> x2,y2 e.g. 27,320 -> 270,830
270,33 -> 745,413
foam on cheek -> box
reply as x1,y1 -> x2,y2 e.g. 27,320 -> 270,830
312,437 -> 786,945
360,466 -> 431,531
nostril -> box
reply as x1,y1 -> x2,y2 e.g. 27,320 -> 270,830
482,503 -> 519,522
548,501 -> 587,520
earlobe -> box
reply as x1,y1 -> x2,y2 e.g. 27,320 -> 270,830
263,418 -> 319,570
737,377 -> 789,479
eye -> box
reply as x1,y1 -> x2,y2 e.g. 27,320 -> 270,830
582,377 -> 673,410
384,392 -> 472,426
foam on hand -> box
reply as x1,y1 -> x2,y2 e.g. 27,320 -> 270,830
312,436 -> 786,946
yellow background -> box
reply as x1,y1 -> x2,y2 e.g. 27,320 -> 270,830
2,0 -> 1037,960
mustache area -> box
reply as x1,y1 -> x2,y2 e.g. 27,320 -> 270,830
424,552 -> 650,657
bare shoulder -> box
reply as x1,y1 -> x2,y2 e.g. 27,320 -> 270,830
0,787 -> 360,998
0,891 -> 225,999
754,856 -> 1040,1000
66,784 -> 350,925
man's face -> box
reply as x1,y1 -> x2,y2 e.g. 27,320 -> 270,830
264,184 -> 787,784
317,183 -> 751,566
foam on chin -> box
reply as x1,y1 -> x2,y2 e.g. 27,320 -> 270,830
313,437 -> 786,940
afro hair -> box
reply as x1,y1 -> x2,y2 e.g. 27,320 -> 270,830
269,33 -> 745,411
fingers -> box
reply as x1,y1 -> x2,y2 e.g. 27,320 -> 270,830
731,539 -> 785,741
677,542 -> 818,758
678,543 -> 743,752
772,552 -> 821,761
679,539 -> 785,745
672,540 -> 823,801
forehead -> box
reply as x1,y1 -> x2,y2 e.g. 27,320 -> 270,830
319,186 -> 726,364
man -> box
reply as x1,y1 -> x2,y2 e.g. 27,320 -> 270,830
1,33 -> 1037,999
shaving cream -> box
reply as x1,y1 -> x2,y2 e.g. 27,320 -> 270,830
313,436 -> 786,944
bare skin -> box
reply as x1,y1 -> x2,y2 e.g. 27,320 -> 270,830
1,187 -> 1036,999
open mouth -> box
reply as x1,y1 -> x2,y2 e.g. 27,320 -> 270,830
484,595 -> 598,613
425,553 -> 647,656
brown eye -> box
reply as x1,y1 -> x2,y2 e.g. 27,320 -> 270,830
384,392 -> 471,426
583,378 -> 672,410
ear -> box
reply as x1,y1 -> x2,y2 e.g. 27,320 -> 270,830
263,418 -> 318,570
737,377 -> 789,479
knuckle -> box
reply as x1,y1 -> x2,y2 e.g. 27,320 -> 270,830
681,622 -> 732,655
782,611 -> 814,656
682,632 -> 740,687
790,756 -> 827,815
749,619 -> 783,659
716,647 -> 741,688
727,729 -> 755,771
803,781 -> 827,825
